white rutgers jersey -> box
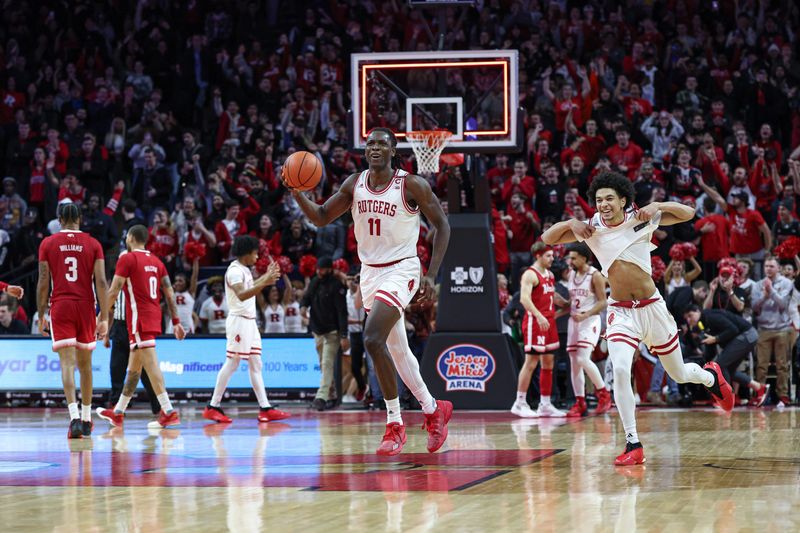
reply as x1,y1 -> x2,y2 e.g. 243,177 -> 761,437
568,267 -> 598,315
351,168 -> 420,265
166,291 -> 195,334
224,260 -> 257,318
578,207 -> 659,276
263,303 -> 285,333
199,297 -> 228,334
284,301 -> 304,332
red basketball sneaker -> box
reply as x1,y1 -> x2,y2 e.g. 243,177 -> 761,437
566,397 -> 587,417
703,362 -> 734,412
614,442 -> 646,466
376,422 -> 407,456
595,388 -> 613,414
258,407 -> 291,422
96,407 -> 124,427
203,405 -> 232,423
422,399 -> 453,453
154,410 -> 180,428
752,383 -> 770,407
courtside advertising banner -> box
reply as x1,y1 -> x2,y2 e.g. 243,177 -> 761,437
0,336 -> 321,390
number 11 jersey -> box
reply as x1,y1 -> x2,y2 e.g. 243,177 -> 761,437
351,169 -> 420,266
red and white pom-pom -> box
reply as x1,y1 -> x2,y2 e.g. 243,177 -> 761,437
254,254 -> 272,276
276,255 -> 294,274
651,255 -> 667,281
669,244 -> 686,261
332,258 -> 349,273
774,236 -> 800,259
183,241 -> 207,263
299,254 -> 318,278
681,242 -> 698,258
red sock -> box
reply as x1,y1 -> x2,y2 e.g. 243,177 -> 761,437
540,368 -> 553,396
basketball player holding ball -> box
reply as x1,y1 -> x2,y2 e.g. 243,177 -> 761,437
283,129 -> 453,456
542,171 -> 734,465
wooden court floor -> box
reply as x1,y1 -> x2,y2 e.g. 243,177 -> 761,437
0,405 -> 798,532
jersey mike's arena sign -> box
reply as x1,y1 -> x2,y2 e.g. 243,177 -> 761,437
436,344 -> 495,392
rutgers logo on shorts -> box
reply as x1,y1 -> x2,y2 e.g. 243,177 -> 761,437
408,279 -> 415,292
235,334 -> 241,343
608,312 -> 615,325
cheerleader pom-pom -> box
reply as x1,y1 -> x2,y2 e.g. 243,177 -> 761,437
681,242 -> 698,258
254,255 -> 272,276
668,244 -> 686,261
276,255 -> 294,274
299,255 -> 318,278
184,241 -> 207,263
774,236 -> 800,259
332,258 -> 349,273
651,255 -> 667,281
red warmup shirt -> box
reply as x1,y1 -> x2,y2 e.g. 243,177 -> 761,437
727,206 -> 765,255
529,267 -> 555,319
38,230 -> 104,304
554,96 -> 584,131
748,159 -> 778,213
147,227 -> 179,260
606,142 -> 643,179
115,249 -> 168,334
501,175 -> 536,203
694,214 -> 730,261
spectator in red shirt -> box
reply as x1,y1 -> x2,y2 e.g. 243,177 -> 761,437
504,192 -> 540,290
748,151 -> 781,219
491,208 -> 510,277
702,182 -> 771,278
606,126 -> 643,180
755,123 -> 782,167
501,160 -> 536,205
487,154 -> 513,208
542,65 -> 591,146
694,196 -> 732,280
215,199 -> 256,262
146,208 -> 180,270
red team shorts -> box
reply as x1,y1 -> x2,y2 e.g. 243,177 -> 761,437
49,300 -> 97,351
129,331 -> 158,350
522,312 -> 559,354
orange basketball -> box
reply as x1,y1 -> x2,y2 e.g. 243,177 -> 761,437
282,151 -> 322,191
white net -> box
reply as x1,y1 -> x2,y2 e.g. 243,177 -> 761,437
406,130 -> 453,174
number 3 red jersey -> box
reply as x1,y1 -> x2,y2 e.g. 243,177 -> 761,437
39,230 -> 104,304
115,249 -> 168,334
528,267 -> 556,319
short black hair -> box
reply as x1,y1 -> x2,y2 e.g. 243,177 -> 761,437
128,224 -> 149,244
684,304 -> 702,315
57,202 -> 81,225
587,171 -> 635,209
232,235 -> 259,258
367,127 -> 397,147
566,242 -> 592,261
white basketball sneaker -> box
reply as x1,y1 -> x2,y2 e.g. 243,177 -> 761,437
537,403 -> 566,418
511,401 -> 538,418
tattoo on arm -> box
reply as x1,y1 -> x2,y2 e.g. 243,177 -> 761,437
122,370 -> 141,396
37,261 -> 50,317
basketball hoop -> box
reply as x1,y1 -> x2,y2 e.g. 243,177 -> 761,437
406,130 -> 453,175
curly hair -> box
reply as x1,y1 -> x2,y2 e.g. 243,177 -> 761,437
587,170 -> 636,209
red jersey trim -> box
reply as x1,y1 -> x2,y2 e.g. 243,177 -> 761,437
364,169 -> 398,195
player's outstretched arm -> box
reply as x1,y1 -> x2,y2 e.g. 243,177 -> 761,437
541,219 -> 594,245
36,261 -> 51,336
405,174 -> 450,297
161,275 -> 186,340
287,172 -> 356,227
93,259 -> 110,339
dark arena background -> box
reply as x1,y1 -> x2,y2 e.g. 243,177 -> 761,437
1,0 -> 799,530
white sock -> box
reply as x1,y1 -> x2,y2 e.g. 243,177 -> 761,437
610,343 -> 639,444
659,348 -> 714,387
248,354 -> 272,409
157,392 -> 173,413
626,430 -> 640,444
211,357 -> 240,407
386,317 -> 436,414
385,397 -> 402,424
81,404 -> 92,422
540,395 -> 551,406
114,394 -> 131,413
516,391 -> 526,403
68,402 -> 79,420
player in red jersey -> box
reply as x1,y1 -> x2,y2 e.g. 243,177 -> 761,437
36,203 -> 109,438
96,225 -> 186,429
0,281 -> 24,299
513,242 -> 567,418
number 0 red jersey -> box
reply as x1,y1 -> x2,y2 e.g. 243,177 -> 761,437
528,266 -> 556,319
38,230 -> 104,304
115,249 -> 168,334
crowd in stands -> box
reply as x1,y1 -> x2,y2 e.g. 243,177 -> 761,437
0,1 -> 799,403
